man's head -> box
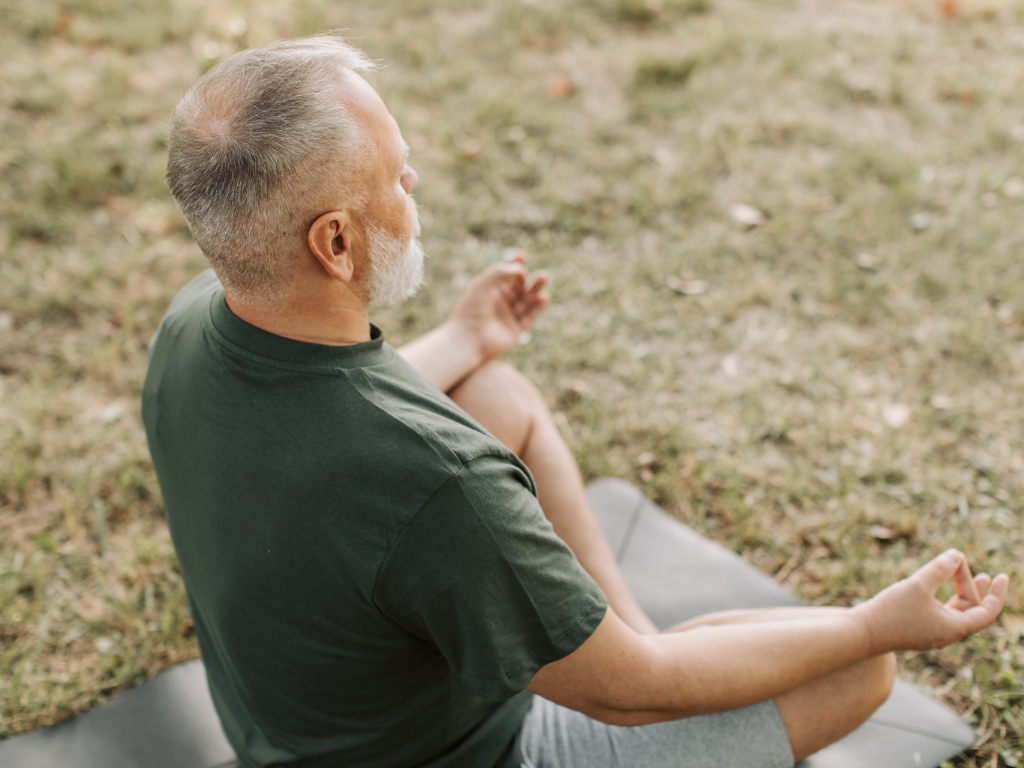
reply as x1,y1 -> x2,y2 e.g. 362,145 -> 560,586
167,35 -> 423,308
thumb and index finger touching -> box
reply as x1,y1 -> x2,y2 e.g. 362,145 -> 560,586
485,253 -> 551,304
914,549 -> 1009,634
946,573 -> 992,611
484,251 -> 548,286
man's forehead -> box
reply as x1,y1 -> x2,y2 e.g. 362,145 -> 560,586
329,70 -> 409,171
333,69 -> 404,151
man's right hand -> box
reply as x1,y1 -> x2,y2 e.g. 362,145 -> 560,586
445,251 -> 550,365
852,549 -> 1008,655
397,252 -> 549,394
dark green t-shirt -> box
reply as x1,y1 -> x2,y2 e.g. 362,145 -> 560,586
141,271 -> 607,768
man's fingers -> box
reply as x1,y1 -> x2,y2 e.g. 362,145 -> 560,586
491,262 -> 527,282
509,273 -> 550,314
484,262 -> 547,304
913,549 -> 964,594
952,556 -> 982,606
484,263 -> 528,297
988,572 -> 1010,603
526,270 -> 550,296
974,573 -> 992,595
516,292 -> 550,327
516,290 -> 550,317
945,573 -> 995,611
951,573 -> 1009,635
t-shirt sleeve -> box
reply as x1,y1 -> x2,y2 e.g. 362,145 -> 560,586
372,454 -> 608,702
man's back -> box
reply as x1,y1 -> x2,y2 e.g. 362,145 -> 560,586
141,272 -> 607,768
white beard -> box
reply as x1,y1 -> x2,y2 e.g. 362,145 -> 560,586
364,208 -> 425,306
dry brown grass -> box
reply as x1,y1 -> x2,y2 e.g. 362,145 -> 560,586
1,0 -> 1022,763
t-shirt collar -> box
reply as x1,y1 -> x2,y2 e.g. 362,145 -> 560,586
208,290 -> 392,369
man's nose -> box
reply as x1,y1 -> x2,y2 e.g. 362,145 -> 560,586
401,165 -> 418,194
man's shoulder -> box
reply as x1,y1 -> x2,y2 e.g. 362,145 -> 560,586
354,361 -> 528,483
165,269 -> 220,325
148,269 -> 219,350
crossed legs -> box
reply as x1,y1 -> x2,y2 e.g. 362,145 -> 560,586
447,361 -> 896,763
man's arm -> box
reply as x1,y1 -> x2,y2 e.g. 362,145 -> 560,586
398,252 -> 549,393
528,550 -> 1007,725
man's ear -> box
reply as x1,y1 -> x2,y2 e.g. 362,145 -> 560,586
308,211 -> 355,283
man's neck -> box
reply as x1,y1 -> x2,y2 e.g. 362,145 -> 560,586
225,286 -> 373,346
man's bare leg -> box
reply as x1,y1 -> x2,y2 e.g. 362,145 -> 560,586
448,361 -> 659,635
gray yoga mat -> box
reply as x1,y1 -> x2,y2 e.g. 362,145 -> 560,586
0,478 -> 974,767
0,660 -> 237,768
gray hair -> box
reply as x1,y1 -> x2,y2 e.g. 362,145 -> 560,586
166,35 -> 378,305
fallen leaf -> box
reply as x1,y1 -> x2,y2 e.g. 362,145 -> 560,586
666,276 -> 708,295
1003,177 -> 1024,198
930,394 -> 955,409
652,147 -> 674,166
100,404 -> 124,424
910,212 -> 932,231
843,71 -> 880,101
856,252 -> 881,271
54,10 -> 73,32
636,452 -> 656,467
545,76 -> 574,99
869,525 -> 897,541
460,139 -> 483,159
941,0 -> 960,16
722,354 -> 739,379
729,203 -> 766,228
882,402 -> 911,428
566,379 -> 591,395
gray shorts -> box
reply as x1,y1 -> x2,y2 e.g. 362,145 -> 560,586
517,695 -> 795,768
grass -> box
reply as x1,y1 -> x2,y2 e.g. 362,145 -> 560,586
1,0 -> 1023,763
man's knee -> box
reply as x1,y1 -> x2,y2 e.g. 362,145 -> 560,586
448,361 -> 545,454
842,652 -> 896,726
865,652 -> 897,712
450,361 -> 541,410
779,651 -> 897,761
841,651 -> 897,732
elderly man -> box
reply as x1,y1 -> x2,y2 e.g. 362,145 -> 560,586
143,35 -> 1007,768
